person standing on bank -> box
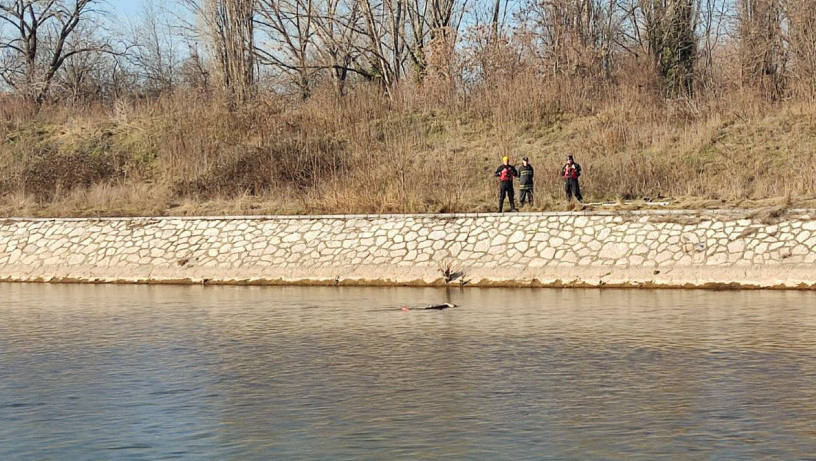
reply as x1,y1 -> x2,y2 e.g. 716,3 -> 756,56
495,155 -> 519,212
561,155 -> 583,202
518,156 -> 534,207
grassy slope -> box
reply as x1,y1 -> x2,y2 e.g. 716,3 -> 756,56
1,89 -> 815,217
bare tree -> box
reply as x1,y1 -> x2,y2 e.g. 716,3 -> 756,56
784,0 -> 816,96
256,0 -> 371,97
738,0 -> 784,98
404,0 -> 462,79
180,42 -> 212,90
354,0 -> 467,91
0,0 -> 110,103
491,0 -> 501,40
250,0 -> 465,96
182,0 -> 256,103
311,0 -> 362,95
57,23 -> 120,101
620,0 -> 698,96
697,0 -> 731,84
256,0 -> 317,98
523,0 -> 620,77
127,0 -> 180,95
358,0 -> 406,91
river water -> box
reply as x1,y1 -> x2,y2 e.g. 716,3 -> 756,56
2,284 -> 816,460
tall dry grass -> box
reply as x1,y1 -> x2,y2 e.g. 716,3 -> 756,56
2,73 -> 816,217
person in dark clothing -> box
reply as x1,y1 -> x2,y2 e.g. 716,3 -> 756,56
494,155 -> 518,212
561,155 -> 583,202
518,156 -> 534,207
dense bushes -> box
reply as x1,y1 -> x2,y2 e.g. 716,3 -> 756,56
175,136 -> 346,199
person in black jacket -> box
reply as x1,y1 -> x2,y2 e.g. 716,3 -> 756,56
561,155 -> 583,202
518,156 -> 534,207
494,155 -> 518,212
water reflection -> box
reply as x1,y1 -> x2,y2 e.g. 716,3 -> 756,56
2,284 -> 816,460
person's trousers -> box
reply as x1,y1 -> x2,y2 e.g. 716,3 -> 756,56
499,182 -> 516,212
519,188 -> 533,206
565,179 -> 582,201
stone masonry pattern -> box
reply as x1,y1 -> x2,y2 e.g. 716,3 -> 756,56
1,211 -> 815,285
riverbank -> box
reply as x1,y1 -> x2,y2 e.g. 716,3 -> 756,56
3,89 -> 816,218
2,210 -> 815,289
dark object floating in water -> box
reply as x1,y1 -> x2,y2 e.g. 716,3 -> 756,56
401,303 -> 457,311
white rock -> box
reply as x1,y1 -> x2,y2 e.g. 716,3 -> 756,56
508,230 -> 526,244
707,252 -> 728,265
282,234 -> 300,243
676,255 -> 693,265
727,240 -> 746,254
429,230 -> 447,240
473,240 -> 491,254
303,231 -> 321,241
67,254 -> 85,265
655,252 -> 673,264
599,242 -> 628,260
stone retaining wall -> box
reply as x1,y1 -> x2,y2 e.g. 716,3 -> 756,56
2,211 -> 816,289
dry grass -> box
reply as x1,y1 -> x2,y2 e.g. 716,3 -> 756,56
2,76 -> 816,217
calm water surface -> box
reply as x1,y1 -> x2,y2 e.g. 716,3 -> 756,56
2,284 -> 816,460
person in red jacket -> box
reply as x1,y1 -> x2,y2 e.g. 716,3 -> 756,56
494,155 -> 518,212
561,155 -> 583,202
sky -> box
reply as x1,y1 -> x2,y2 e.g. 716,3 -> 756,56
109,0 -> 144,17
106,0 -> 189,26
108,0 -> 187,20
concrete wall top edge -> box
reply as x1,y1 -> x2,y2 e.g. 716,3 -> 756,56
1,209 -> 813,223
